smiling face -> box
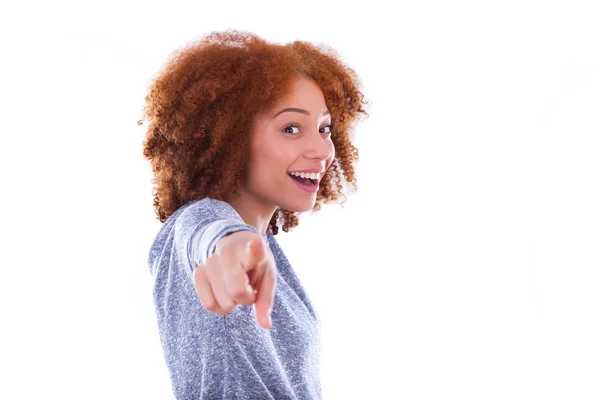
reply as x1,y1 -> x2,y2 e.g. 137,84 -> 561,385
242,75 -> 336,214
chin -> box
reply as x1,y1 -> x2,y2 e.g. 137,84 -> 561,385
280,197 -> 316,213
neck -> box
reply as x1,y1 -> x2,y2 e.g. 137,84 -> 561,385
225,191 -> 278,236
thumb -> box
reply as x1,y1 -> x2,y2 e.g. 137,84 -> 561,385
241,237 -> 266,272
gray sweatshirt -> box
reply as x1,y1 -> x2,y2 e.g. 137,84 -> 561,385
148,198 -> 322,399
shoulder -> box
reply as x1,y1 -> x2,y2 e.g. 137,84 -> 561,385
264,233 -> 285,261
177,197 -> 242,222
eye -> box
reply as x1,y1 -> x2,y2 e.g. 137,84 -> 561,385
320,124 -> 333,136
283,123 -> 301,135
283,123 -> 333,136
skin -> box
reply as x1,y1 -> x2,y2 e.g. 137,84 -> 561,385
194,75 -> 335,329
226,74 -> 336,235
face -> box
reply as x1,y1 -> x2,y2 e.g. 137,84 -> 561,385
243,75 -> 335,213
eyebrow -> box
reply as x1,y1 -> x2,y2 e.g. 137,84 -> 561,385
274,107 -> 330,117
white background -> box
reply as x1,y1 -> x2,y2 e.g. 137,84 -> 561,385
1,0 -> 599,398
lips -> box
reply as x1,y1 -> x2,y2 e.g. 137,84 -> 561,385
287,167 -> 325,174
288,174 -> 319,193
288,169 -> 324,174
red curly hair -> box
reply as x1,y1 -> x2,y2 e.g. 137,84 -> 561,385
139,30 -> 368,234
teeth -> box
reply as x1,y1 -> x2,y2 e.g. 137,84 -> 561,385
289,171 -> 320,180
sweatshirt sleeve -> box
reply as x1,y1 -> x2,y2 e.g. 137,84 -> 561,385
174,198 -> 262,276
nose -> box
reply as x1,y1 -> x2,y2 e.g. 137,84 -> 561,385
304,130 -> 334,161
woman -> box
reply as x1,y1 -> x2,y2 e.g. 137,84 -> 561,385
141,30 -> 368,399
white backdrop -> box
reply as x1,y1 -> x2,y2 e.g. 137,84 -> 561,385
1,1 -> 599,398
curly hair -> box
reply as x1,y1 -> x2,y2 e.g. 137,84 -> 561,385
139,30 -> 369,234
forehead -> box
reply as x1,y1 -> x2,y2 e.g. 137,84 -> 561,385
251,76 -> 329,127
274,76 -> 325,106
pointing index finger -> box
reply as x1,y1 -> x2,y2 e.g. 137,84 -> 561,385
254,260 -> 276,329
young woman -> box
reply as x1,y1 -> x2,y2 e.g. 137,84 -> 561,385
141,30 -> 368,399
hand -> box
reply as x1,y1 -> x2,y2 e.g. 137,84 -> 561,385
192,234 -> 276,329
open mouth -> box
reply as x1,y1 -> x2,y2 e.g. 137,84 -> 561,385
288,173 -> 317,186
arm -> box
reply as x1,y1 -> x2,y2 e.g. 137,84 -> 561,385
215,229 -> 263,254
167,199 -> 303,399
173,198 -> 261,277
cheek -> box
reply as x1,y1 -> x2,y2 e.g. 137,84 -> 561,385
247,144 -> 290,185
261,143 -> 296,170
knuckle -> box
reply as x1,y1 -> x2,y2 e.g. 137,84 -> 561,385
203,257 -> 216,269
202,299 -> 217,311
230,286 -> 248,299
220,302 -> 236,314
210,306 -> 227,315
193,267 -> 202,281
206,298 -> 236,314
236,296 -> 253,306
219,244 -> 236,258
